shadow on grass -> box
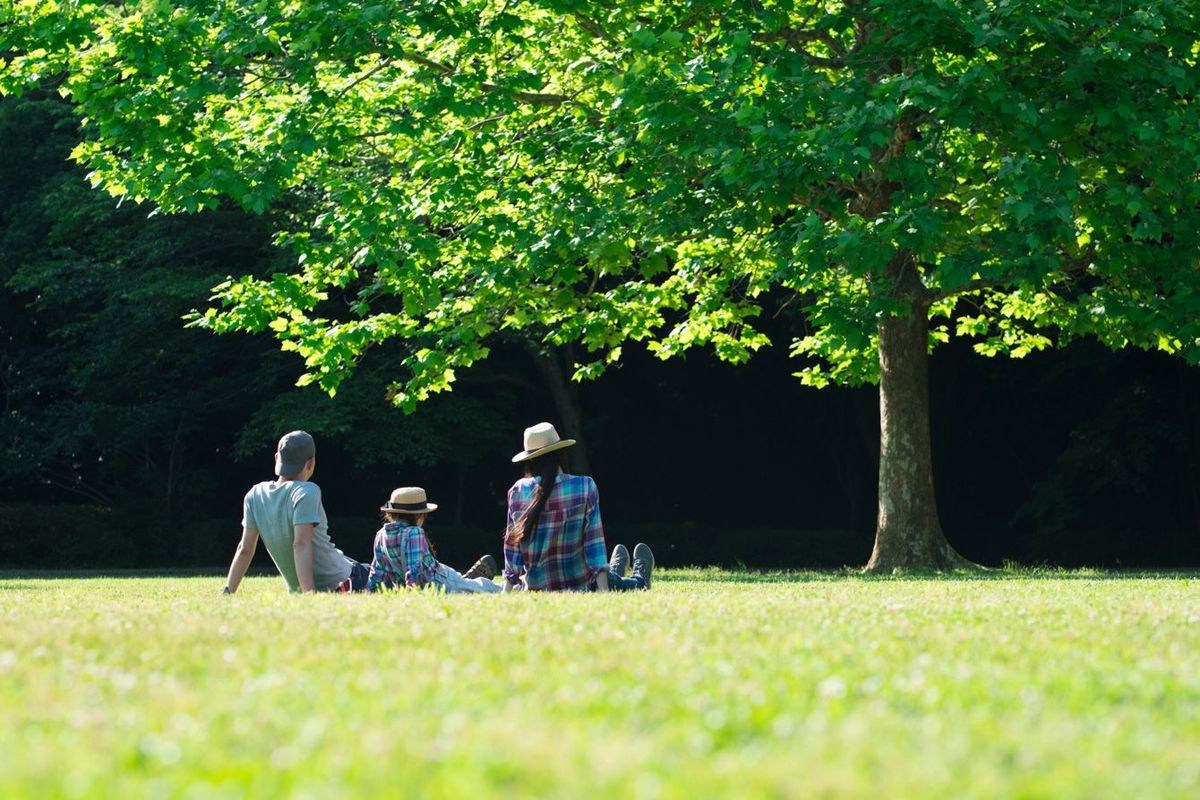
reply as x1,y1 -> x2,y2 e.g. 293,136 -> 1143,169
0,568 -> 262,582
659,566 -> 1200,584
2,567 -> 1197,586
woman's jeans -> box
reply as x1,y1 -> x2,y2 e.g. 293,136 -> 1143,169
606,573 -> 646,591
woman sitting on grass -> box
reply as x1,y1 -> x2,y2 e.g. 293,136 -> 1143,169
502,422 -> 653,592
367,487 -> 500,593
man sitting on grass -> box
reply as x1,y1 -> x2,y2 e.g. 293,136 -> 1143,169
222,431 -> 369,594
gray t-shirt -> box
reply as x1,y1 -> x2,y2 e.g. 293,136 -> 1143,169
242,480 -> 351,592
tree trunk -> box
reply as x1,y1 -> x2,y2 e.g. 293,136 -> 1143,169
864,299 -> 973,573
524,342 -> 593,475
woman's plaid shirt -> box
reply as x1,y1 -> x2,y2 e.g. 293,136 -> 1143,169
503,473 -> 608,591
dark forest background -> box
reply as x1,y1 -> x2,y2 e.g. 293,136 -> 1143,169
2,94 -> 1198,571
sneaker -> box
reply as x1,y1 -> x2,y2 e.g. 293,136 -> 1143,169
608,544 -> 630,578
631,543 -> 655,590
462,554 -> 497,581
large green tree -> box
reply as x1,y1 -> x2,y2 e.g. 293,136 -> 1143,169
5,0 -> 1199,571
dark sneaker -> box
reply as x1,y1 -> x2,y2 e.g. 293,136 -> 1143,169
462,554 -> 497,581
632,543 -> 654,590
608,544 -> 630,578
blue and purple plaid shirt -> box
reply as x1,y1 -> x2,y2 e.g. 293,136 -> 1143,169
367,522 -> 439,590
503,473 -> 608,591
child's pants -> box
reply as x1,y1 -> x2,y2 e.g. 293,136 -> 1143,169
430,563 -> 501,593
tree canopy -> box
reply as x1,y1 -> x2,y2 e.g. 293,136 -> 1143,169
4,0 -> 1199,569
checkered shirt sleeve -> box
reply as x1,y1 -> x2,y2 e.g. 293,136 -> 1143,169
367,523 -> 405,591
400,524 -> 439,587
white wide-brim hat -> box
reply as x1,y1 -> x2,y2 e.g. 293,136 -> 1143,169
380,486 -> 438,514
512,422 -> 576,463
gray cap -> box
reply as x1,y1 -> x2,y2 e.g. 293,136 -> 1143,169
276,431 -> 316,477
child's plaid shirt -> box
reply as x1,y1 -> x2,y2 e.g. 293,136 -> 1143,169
503,473 -> 608,591
367,522 -> 438,590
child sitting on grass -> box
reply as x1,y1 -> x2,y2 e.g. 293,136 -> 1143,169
367,486 -> 501,593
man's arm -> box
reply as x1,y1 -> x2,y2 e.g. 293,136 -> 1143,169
293,523 -> 316,593
224,527 -> 259,594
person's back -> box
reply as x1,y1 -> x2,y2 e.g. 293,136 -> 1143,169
243,478 -> 350,593
223,430 -> 363,594
502,422 -> 653,592
505,472 -> 603,591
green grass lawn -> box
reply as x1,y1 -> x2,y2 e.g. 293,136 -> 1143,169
1,569 -> 1197,798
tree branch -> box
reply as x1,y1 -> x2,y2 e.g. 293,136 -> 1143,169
878,110 -> 922,164
479,83 -> 572,106
751,29 -> 846,68
928,245 -> 1098,302
36,468 -> 114,507
313,58 -> 393,131
399,51 -> 456,76
398,50 -> 587,111
790,179 -> 847,222
572,12 -> 619,46
468,113 -> 508,131
929,277 -> 1012,302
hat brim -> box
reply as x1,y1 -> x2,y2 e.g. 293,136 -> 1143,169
379,502 -> 438,514
511,438 -> 576,463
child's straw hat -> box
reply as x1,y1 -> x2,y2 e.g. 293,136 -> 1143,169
380,486 -> 438,514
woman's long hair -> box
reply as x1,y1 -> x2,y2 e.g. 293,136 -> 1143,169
506,450 -> 568,546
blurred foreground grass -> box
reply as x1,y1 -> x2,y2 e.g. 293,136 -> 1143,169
0,569 -> 1197,798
